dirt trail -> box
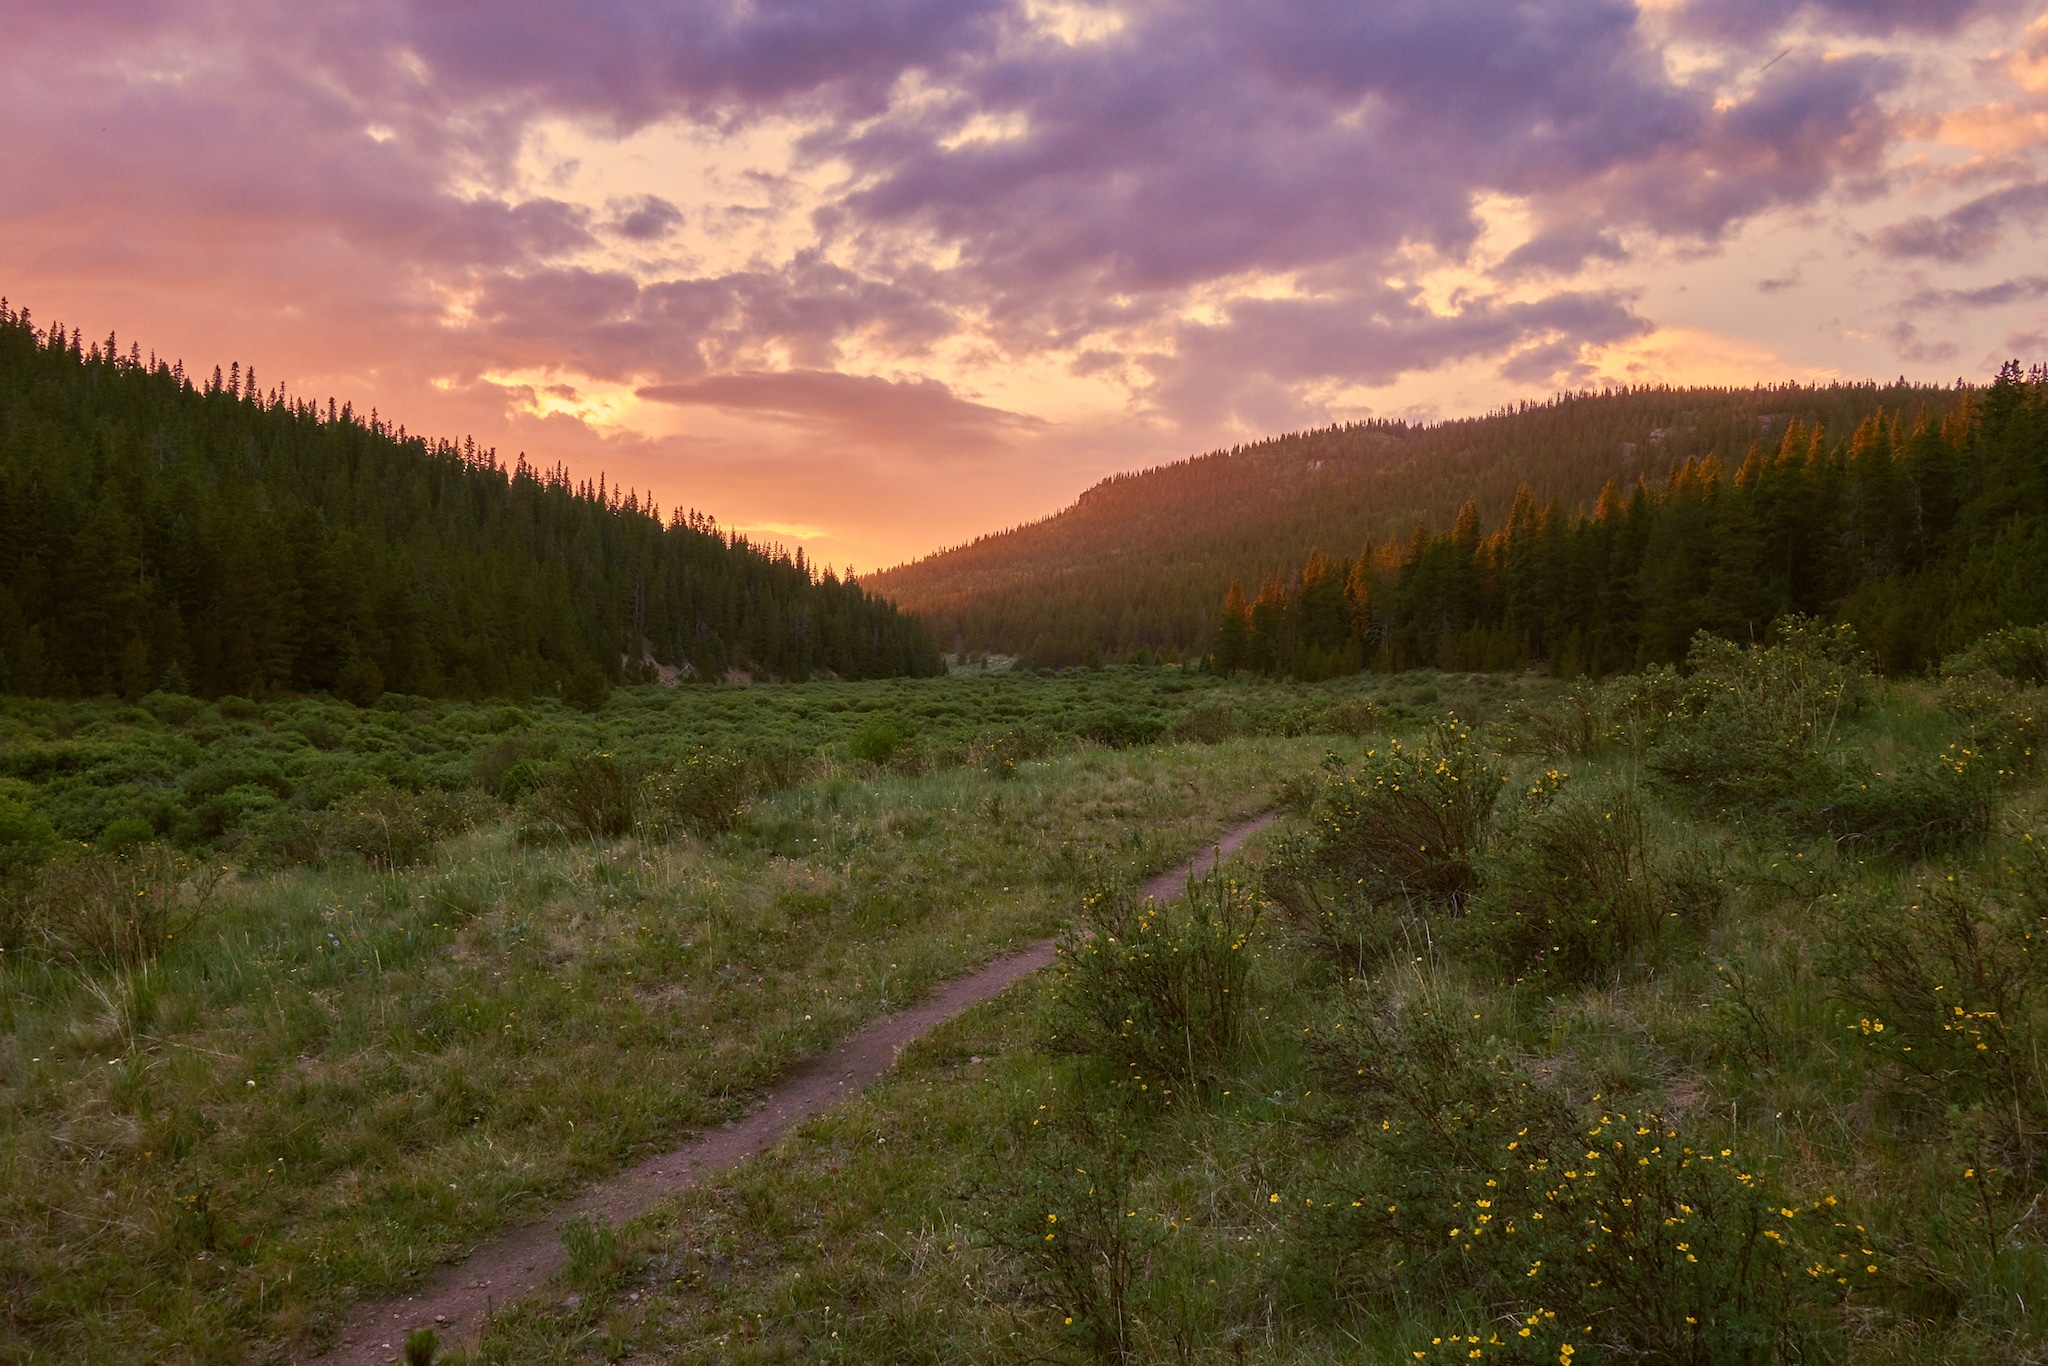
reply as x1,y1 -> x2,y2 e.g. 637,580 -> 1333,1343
311,812 -> 1273,1364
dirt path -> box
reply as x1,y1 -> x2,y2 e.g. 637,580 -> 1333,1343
311,812 -> 1273,1364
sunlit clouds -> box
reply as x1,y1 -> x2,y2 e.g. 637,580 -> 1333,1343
3,1 -> 2046,568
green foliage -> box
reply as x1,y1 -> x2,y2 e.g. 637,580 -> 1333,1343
638,748 -> 751,837
1459,776 -> 1709,982
564,663 -> 612,713
19,843 -> 214,969
1945,623 -> 2048,687
244,786 -> 487,868
849,714 -> 905,763
1652,620 -> 1997,856
523,752 -> 637,841
0,791 -> 58,878
1310,722 -> 1507,913
0,303 -> 938,703
1825,840 -> 2048,1184
1046,865 -> 1262,1090
404,1326 -> 438,1366
971,1094 -> 1161,1365
1261,827 -> 1425,973
1306,987 -> 1855,1363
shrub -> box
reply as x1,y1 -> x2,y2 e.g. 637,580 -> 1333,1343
638,748 -> 750,837
1080,708 -> 1167,749
522,752 -> 636,841
334,656 -> 384,707
246,787 -> 487,868
1309,722 -> 1507,914
1261,828 -> 1425,973
970,1095 -> 1160,1366
96,815 -> 156,852
1045,864 -> 1262,1091
850,715 -> 904,763
1173,700 -> 1239,744
1945,624 -> 2048,687
564,663 -> 611,713
1305,988 -> 1856,1363
1786,748 -> 1996,860
1651,618 -> 1869,819
0,793 -> 59,879
24,843 -> 217,969
1459,778 -> 1675,982
1823,840 -> 2048,1183
1940,671 -> 2042,780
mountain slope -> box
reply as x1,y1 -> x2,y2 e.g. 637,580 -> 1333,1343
0,304 -> 939,700
867,382 -> 1967,664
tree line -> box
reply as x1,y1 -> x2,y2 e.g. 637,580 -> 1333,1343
870,378 -> 1968,666
1212,362 -> 2048,678
0,302 -> 940,702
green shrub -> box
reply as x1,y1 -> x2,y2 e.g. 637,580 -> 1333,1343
1261,828 -> 1424,973
522,752 -> 636,841
1045,864 -> 1262,1091
0,793 -> 59,879
246,787 -> 487,868
1305,988 -> 1856,1362
23,843 -> 217,969
96,815 -> 156,852
638,748 -> 750,837
1823,840 -> 2048,1183
1309,722 -> 1507,914
850,715 -> 904,763
1945,624 -> 2048,687
1459,778 -> 1679,982
1651,618 -> 1868,819
1172,700 -> 1239,743
1939,671 -> 2042,779
1786,749 -> 1996,860
1080,708 -> 1167,749
970,1095 -> 1160,1365
138,690 -> 203,725
564,663 -> 612,713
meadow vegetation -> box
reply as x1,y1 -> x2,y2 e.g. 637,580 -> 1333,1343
454,625 -> 2048,1365
7,638 -> 2047,1363
0,664 -> 1451,1363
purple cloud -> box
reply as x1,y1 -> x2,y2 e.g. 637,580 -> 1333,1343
638,369 -> 1044,456
1875,181 -> 2048,262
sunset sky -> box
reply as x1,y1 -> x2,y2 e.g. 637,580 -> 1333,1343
6,1 -> 2048,572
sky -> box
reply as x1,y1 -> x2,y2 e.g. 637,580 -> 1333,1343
5,1 -> 2048,573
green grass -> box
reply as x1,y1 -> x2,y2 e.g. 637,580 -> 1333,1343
448,648 -> 2048,1365
3,666 -> 1444,1363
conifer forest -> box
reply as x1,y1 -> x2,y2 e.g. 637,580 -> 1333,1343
0,303 -> 939,706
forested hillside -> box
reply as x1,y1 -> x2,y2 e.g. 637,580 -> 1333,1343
1217,362 -> 2048,678
867,380 -> 1968,665
0,303 -> 939,701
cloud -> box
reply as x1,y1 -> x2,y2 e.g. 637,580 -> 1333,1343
1905,274 -> 2048,309
637,369 -> 1045,456
604,195 -> 684,241
1874,180 -> 2048,261
0,0 -> 2035,568
1675,0 -> 2017,42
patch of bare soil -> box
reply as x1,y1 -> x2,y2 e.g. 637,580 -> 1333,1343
309,812 -> 1272,1364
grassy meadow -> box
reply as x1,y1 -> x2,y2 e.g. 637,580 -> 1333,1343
7,638 -> 2048,1364
0,665 -> 1451,1363
457,627 -> 2045,1366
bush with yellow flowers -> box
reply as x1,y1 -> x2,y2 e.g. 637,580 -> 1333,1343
1044,863 -> 1262,1092
1301,987 -> 1861,1362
